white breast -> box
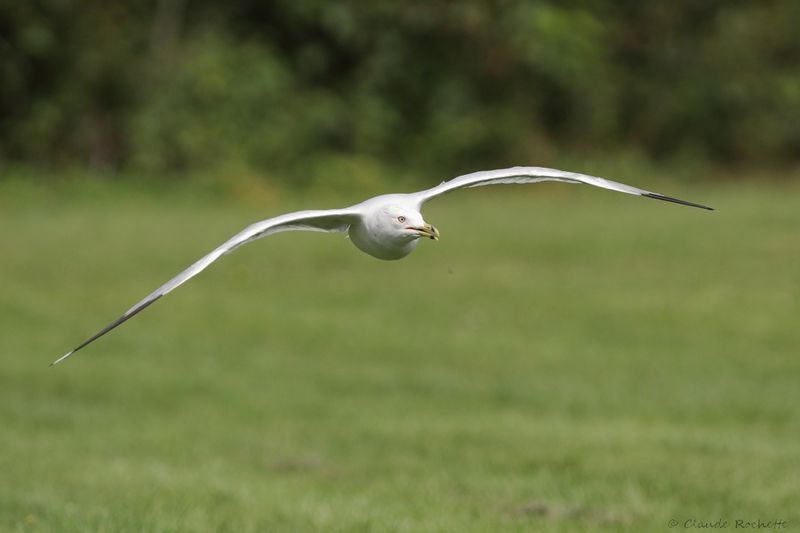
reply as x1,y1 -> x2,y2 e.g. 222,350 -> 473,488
348,221 -> 418,260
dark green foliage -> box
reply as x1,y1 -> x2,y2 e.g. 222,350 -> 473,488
1,1 -> 799,182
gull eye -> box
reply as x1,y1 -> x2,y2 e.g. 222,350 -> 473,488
397,215 -> 406,223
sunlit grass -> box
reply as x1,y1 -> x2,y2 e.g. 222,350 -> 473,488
1,180 -> 798,531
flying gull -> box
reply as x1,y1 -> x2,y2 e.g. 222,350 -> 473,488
52,166 -> 712,366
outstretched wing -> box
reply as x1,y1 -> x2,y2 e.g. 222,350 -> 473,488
413,166 -> 713,210
52,208 -> 361,366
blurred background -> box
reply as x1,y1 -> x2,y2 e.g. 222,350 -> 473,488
2,0 -> 799,186
2,2 -> 799,531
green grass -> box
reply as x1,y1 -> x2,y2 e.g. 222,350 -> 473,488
1,180 -> 798,531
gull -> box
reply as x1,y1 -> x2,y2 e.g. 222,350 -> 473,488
52,166 -> 712,366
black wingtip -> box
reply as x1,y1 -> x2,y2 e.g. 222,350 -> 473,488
51,294 -> 164,367
642,192 -> 714,211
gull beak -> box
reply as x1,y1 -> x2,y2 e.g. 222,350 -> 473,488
412,223 -> 439,241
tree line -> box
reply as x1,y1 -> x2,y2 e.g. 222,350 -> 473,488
1,1 -> 798,183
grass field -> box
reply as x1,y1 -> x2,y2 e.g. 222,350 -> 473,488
1,179 -> 798,531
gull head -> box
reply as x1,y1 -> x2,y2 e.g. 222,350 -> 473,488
381,205 -> 439,243
349,203 -> 439,260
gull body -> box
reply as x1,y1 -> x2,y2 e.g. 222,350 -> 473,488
52,166 -> 712,366
347,194 -> 435,260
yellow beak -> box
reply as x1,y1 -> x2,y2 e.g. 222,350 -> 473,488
417,223 -> 440,241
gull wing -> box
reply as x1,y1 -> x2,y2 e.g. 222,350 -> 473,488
413,166 -> 713,210
52,208 -> 361,366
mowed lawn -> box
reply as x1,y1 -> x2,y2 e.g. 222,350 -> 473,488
1,180 -> 798,532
